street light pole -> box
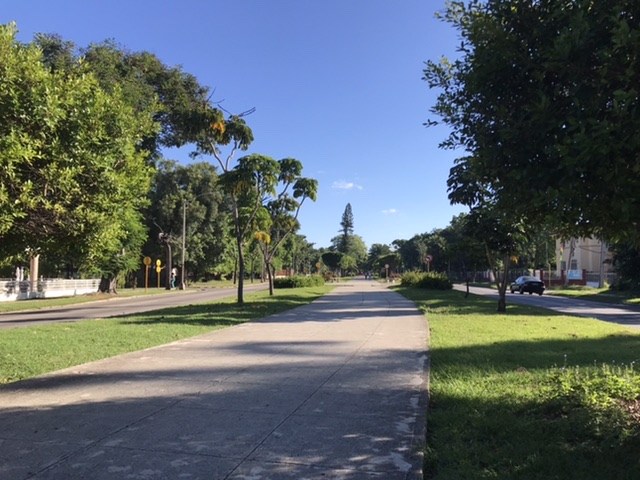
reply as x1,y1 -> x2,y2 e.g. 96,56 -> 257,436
181,199 -> 187,290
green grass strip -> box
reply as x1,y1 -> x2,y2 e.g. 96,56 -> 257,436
0,286 -> 332,384
396,287 -> 640,480
0,280 -> 242,314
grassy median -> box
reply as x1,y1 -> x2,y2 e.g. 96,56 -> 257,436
397,287 -> 640,480
0,285 -> 332,384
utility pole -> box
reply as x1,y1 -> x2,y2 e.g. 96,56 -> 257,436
181,200 -> 186,289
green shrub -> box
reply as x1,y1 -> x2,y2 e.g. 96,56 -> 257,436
274,275 -> 325,289
400,271 -> 452,290
541,362 -> 640,446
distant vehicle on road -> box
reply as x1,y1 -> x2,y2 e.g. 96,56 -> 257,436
510,276 -> 545,295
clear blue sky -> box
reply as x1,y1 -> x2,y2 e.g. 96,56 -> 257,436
3,0 -> 466,250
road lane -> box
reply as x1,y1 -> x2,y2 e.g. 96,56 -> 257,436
0,284 -> 267,329
454,284 -> 640,330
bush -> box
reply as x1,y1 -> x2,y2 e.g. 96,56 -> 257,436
541,362 -> 640,447
274,275 -> 325,289
400,271 -> 452,290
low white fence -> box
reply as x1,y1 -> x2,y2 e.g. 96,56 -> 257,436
0,278 -> 101,302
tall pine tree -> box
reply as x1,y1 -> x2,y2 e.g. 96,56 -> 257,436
338,203 -> 354,254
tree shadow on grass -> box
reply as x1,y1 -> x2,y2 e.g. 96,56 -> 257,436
426,334 -> 640,479
118,297 -> 300,327
394,286 -> 561,317
116,294 -> 314,327
426,386 -> 640,480
432,335 -> 640,376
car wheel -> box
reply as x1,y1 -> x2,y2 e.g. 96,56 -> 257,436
519,288 -> 524,294
538,292 -> 543,296
529,291 -> 533,295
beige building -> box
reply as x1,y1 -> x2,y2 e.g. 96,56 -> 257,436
555,237 -> 614,285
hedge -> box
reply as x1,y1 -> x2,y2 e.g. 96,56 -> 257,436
273,275 -> 325,289
400,271 -> 452,290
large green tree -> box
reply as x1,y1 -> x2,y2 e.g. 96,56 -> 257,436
0,23 -> 156,288
331,234 -> 367,272
145,160 -> 227,286
218,154 -> 279,303
366,243 -> 391,273
254,158 -> 318,295
466,204 -> 528,312
193,110 -> 254,303
425,0 -> 640,244
440,213 -> 489,280
280,234 -> 317,275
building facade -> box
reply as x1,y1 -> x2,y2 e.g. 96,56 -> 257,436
555,237 -> 614,286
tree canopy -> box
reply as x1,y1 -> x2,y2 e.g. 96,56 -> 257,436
253,158 -> 318,294
33,34 -> 220,161
425,0 -> 640,244
145,160 -> 227,283
0,23 -> 155,273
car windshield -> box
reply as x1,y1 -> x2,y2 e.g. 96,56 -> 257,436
521,276 -> 540,281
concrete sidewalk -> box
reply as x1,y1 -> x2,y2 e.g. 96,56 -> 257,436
0,279 -> 429,480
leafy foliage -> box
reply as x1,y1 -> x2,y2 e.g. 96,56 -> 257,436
610,242 -> 640,290
542,362 -> 640,448
273,275 -> 325,289
426,0 -> 640,243
330,234 -> 368,269
221,154 -> 318,299
321,251 -> 342,273
34,34 -> 220,161
0,23 -> 155,276
144,160 -> 228,281
400,271 -> 452,290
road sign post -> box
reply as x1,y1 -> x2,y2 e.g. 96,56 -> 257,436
155,259 -> 163,288
143,256 -> 152,292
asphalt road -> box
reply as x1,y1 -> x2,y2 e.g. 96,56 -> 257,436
0,283 -> 267,329
454,284 -> 640,330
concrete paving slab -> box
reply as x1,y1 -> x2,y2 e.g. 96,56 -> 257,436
179,382 -> 319,414
0,278 -> 428,479
227,462 -> 394,480
33,447 -> 238,480
99,407 -> 284,458
247,412 -> 416,473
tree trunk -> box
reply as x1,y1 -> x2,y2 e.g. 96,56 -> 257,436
496,253 -> 511,313
236,236 -> 245,304
98,276 -> 118,294
485,243 -> 510,313
266,261 -> 275,296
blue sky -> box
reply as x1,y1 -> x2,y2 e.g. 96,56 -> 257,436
3,1 -> 466,250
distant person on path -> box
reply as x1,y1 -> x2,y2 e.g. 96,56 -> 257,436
170,268 -> 177,289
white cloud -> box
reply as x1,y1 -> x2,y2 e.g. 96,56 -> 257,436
382,208 -> 398,215
332,180 -> 363,191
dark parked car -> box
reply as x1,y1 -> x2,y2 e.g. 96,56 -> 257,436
510,276 -> 545,295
